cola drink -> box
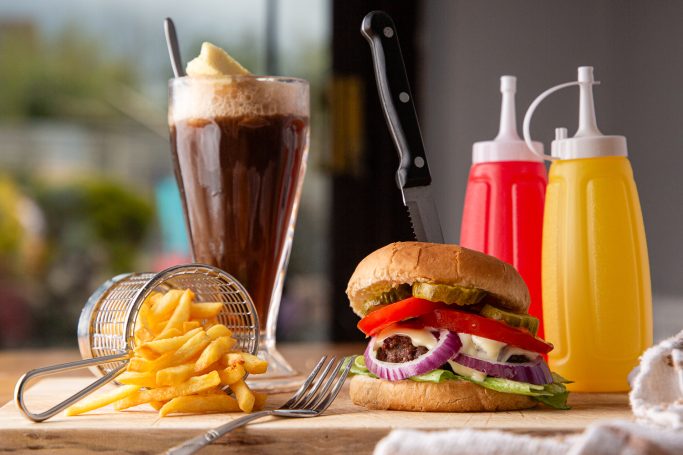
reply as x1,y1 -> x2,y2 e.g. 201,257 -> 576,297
169,76 -> 309,389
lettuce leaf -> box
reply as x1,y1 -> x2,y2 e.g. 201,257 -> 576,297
475,376 -> 548,396
530,373 -> 572,410
410,368 -> 460,383
350,355 -> 570,410
534,388 -> 570,410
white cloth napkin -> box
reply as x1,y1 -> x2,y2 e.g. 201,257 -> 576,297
630,329 -> 683,430
373,330 -> 683,455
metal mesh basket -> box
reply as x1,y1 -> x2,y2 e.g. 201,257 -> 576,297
15,264 -> 259,422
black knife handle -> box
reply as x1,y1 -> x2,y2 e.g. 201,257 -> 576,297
362,10 -> 431,189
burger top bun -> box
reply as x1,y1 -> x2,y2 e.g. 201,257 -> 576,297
346,241 -> 530,317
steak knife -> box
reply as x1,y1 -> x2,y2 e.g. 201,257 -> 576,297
361,10 -> 445,244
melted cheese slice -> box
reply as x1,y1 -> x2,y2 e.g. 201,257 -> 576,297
457,333 -> 538,363
471,335 -> 507,361
457,333 -> 503,361
499,346 -> 539,363
374,327 -> 437,351
448,360 -> 486,382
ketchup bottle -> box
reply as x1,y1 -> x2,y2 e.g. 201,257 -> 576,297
460,76 -> 547,338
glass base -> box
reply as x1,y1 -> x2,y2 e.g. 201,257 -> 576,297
246,343 -> 304,393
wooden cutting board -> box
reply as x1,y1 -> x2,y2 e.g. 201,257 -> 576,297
0,377 -> 631,454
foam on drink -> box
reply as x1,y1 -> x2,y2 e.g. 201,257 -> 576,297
170,42 -> 307,124
170,78 -> 308,123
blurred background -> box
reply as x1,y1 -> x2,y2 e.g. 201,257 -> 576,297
0,0 -> 681,348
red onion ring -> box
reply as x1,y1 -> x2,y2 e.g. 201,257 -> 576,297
364,329 -> 462,381
452,352 -> 553,385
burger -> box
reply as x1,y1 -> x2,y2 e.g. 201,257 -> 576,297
347,242 -> 570,412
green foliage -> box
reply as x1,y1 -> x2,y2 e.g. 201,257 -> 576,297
34,177 -> 153,273
0,23 -> 135,120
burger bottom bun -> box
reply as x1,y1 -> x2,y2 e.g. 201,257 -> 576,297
349,375 -> 537,412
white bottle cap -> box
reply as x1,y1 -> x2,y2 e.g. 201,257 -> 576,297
472,75 -> 543,164
551,67 -> 627,159
523,67 -> 627,161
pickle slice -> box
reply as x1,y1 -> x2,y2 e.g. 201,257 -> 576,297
378,284 -> 412,304
412,283 -> 485,306
361,284 -> 412,314
480,304 -> 539,336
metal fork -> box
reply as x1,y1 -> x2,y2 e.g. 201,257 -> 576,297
166,355 -> 355,455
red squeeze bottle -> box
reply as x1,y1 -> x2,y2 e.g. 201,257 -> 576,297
460,76 -> 547,338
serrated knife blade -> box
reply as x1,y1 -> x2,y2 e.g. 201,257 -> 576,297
403,186 -> 444,243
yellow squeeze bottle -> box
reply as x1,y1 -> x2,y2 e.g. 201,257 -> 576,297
522,67 -> 652,392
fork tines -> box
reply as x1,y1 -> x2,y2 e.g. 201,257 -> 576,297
283,355 -> 354,413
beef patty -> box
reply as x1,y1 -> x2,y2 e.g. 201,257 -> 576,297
376,335 -> 428,363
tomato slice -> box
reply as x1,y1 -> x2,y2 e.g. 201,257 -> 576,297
419,309 -> 554,354
357,297 -> 445,337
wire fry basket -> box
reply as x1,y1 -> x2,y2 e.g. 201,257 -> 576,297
14,263 -> 259,422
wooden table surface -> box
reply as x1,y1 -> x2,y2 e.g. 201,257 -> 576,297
0,343 -> 360,405
0,345 -> 632,454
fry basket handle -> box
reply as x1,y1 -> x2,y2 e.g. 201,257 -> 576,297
14,351 -> 130,422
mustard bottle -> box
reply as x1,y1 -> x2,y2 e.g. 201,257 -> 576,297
522,66 -> 652,392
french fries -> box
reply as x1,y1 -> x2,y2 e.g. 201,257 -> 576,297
254,392 -> 268,411
134,327 -> 154,345
128,351 -> 174,373
155,290 -> 193,339
218,362 -> 246,386
207,324 -> 232,339
183,321 -> 201,332
142,328 -> 202,354
117,371 -> 158,388
114,372 -> 221,411
171,332 -> 211,364
159,393 -> 240,417
149,400 -> 167,411
65,385 -> 140,416
229,379 -> 255,413
190,302 -> 224,320
65,288 -> 268,418
240,353 -> 268,374
150,290 -> 183,320
156,363 -> 195,386
195,337 -> 234,372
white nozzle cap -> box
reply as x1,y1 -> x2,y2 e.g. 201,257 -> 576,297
551,66 -> 627,159
555,127 -> 568,140
472,75 -> 543,163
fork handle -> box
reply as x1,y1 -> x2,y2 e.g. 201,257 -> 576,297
166,410 -> 273,455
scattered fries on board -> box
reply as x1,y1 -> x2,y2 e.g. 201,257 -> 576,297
65,289 -> 267,417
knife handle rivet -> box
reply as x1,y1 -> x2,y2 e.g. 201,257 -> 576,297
383,27 -> 394,38
399,92 -> 410,103
414,157 -> 425,168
